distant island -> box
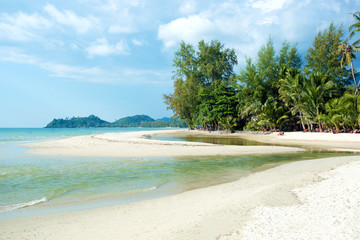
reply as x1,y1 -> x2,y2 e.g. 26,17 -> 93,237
45,114 -> 187,128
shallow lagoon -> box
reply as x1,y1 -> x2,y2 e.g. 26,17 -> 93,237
0,128 -> 353,219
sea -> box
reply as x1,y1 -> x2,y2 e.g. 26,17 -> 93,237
0,128 -> 346,220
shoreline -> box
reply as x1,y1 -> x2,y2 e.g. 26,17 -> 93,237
24,130 -> 307,157
1,155 -> 359,239
2,130 -> 360,239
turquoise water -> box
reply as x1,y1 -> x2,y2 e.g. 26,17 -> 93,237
0,128 -> 350,219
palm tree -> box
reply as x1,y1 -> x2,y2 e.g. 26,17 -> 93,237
349,11 -> 360,45
335,41 -> 360,94
219,116 -> 237,132
258,97 -> 289,131
318,98 -> 344,132
341,11 -> 360,95
279,68 -> 307,130
339,92 -> 360,129
301,73 -> 335,132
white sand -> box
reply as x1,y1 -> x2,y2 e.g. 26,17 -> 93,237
1,130 -> 360,239
221,160 -> 360,240
25,130 -> 305,157
239,131 -> 360,151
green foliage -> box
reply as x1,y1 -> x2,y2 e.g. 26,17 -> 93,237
349,11 -> 360,45
197,80 -> 238,130
164,40 -> 238,130
164,20 -> 360,132
237,38 -> 301,130
304,23 -> 350,87
301,73 -> 336,131
258,97 -> 289,130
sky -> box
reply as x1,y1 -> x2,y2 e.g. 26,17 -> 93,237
0,0 -> 359,127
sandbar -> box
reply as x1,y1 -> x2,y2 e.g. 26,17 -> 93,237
25,130 -> 306,157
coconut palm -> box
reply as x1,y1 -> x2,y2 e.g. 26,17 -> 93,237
334,41 -> 360,94
279,68 -> 307,130
349,11 -> 360,45
258,97 -> 289,131
301,73 -> 335,132
219,116 -> 237,132
339,92 -> 360,129
318,98 -> 344,132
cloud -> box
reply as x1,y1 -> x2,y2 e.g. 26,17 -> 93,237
249,0 -> 293,13
132,38 -> 147,46
0,47 -> 103,82
0,48 -> 37,64
44,4 -> 97,34
157,0 -> 359,64
158,15 -> 213,48
86,38 -> 129,57
0,12 -> 51,41
108,25 -> 135,34
179,0 -> 197,15
0,47 -> 170,85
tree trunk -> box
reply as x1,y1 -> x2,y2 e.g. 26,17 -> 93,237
317,121 -> 323,132
299,112 -> 306,131
351,62 -> 359,95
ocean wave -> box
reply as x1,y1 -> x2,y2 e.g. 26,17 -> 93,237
0,197 -> 48,213
125,180 -> 168,195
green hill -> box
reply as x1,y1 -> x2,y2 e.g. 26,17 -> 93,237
112,115 -> 154,127
45,115 -> 110,128
45,114 -> 187,128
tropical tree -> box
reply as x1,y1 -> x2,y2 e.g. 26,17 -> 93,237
301,73 -> 335,131
257,97 -> 289,131
237,58 -> 264,121
349,11 -> 360,45
164,40 -> 238,129
339,92 -> 360,129
318,98 -> 344,132
304,23 -> 350,87
334,41 -> 360,94
278,68 -> 307,130
196,80 -> 238,130
163,77 -> 202,128
219,116 -> 237,132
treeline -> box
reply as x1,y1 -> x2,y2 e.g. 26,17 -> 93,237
45,114 -> 187,128
164,12 -> 360,133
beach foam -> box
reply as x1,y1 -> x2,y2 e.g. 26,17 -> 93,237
0,197 -> 48,213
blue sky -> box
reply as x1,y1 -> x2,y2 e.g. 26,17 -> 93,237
1,0 -> 359,127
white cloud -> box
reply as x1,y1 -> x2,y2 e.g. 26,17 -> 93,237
179,0 -> 197,15
132,38 -> 148,46
158,15 -> 213,48
0,12 -> 51,41
0,47 -> 103,82
0,48 -> 37,64
108,24 -> 135,34
44,4 -> 97,34
86,38 -> 129,57
42,62 -> 102,79
0,46 -> 170,85
249,0 -> 292,13
157,0 -> 359,63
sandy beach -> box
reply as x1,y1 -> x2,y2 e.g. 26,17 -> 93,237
2,130 -> 360,239
25,130 -> 306,157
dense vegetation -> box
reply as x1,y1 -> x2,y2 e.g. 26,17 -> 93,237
45,114 -> 187,128
164,12 -> 360,133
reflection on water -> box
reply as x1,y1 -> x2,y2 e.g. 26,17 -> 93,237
152,135 -> 266,146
